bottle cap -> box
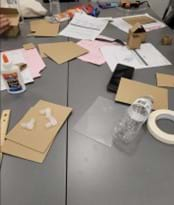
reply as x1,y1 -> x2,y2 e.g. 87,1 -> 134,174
2,53 -> 12,69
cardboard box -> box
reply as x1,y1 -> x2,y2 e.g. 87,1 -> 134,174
127,23 -> 146,49
0,7 -> 20,37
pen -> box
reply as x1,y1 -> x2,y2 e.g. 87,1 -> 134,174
133,50 -> 148,66
95,37 -> 125,46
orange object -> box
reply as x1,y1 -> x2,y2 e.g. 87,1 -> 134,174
2,53 -> 9,63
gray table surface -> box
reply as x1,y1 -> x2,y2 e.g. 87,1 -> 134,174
1,2 -> 174,205
67,5 -> 174,205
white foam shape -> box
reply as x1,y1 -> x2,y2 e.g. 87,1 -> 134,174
21,118 -> 36,130
40,107 -> 58,128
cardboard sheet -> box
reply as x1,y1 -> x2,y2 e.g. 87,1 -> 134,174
123,15 -> 156,26
156,73 -> 174,88
38,42 -> 67,58
30,20 -> 59,37
23,43 -> 35,50
6,100 -> 72,153
42,41 -> 88,64
115,78 -> 168,110
2,139 -> 52,163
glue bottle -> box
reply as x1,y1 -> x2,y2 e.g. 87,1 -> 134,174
1,53 -> 26,94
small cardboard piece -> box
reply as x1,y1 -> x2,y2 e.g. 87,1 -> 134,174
0,110 -> 11,152
156,73 -> 174,88
30,20 -> 59,37
123,15 -> 156,26
115,78 -> 168,110
0,8 -> 20,37
23,43 -> 35,50
39,41 -> 88,64
127,23 -> 146,49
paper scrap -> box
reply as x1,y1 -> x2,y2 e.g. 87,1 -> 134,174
30,20 -> 59,37
115,78 -> 168,110
156,73 -> 174,88
59,13 -> 108,40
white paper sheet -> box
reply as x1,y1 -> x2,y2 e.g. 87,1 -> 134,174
59,13 -> 108,40
100,43 -> 172,72
1,49 -> 34,91
111,13 -> 166,33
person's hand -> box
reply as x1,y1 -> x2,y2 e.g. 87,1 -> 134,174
0,15 -> 10,35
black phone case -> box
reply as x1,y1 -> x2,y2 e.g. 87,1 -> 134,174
107,64 -> 135,93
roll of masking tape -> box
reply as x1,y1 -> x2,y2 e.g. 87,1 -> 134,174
147,109 -> 174,144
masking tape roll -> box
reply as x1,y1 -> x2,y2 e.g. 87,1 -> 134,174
147,109 -> 174,144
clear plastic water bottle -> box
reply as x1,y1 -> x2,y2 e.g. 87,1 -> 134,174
113,96 -> 153,146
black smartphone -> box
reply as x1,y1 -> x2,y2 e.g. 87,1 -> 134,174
107,64 -> 135,93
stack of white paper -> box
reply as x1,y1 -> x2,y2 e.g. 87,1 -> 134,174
100,43 -> 172,72
59,13 -> 109,40
111,13 -> 166,33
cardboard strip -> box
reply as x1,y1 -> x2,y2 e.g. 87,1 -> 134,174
0,110 -> 11,151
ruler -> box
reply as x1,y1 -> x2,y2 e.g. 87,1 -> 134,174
0,110 -> 11,166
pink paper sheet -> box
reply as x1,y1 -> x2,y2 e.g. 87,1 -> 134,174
23,48 -> 46,78
77,40 -> 114,65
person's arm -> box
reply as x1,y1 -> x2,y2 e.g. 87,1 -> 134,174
0,15 -> 10,35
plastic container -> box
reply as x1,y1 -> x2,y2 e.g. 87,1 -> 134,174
1,53 -> 26,94
113,96 -> 153,145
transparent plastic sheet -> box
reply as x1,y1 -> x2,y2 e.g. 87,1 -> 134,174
74,96 -> 144,153
74,96 -> 120,147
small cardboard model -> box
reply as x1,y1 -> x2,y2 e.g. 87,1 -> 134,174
127,23 -> 146,49
0,8 -> 20,37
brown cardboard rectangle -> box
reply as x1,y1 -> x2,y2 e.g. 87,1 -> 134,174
30,20 -> 59,37
115,78 -> 168,110
6,100 -> 72,152
38,42 -> 66,58
123,15 -> 156,26
43,41 -> 88,64
23,43 -> 35,50
2,139 -> 51,163
156,73 -> 174,87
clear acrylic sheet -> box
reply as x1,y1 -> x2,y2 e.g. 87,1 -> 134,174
74,96 -> 121,147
